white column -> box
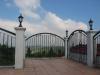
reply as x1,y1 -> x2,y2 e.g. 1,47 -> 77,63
23,35 -> 26,60
87,30 -> 96,67
15,27 -> 26,69
65,37 -> 68,59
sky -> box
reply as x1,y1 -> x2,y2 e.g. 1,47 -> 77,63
0,0 -> 99,37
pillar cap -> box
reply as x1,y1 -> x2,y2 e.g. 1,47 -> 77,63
15,27 -> 26,31
86,30 -> 97,34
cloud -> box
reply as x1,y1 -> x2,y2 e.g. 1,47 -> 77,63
4,0 -> 12,7
0,19 -> 40,38
41,12 -> 88,36
14,0 -> 40,9
6,3 -> 11,7
0,0 -> 88,37
14,0 -> 41,20
0,19 -> 17,32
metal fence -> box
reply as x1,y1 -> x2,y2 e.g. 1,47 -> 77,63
26,33 -> 65,57
68,30 -> 87,64
0,28 -> 15,66
93,31 -> 100,66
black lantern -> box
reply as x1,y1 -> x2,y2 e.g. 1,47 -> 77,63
18,14 -> 24,27
66,30 -> 68,37
89,19 -> 93,30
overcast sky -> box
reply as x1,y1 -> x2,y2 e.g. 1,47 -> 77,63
0,0 -> 99,37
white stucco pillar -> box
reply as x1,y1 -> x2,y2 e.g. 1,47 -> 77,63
15,27 -> 26,69
87,30 -> 96,67
65,30 -> 68,59
23,36 -> 26,60
65,37 -> 68,59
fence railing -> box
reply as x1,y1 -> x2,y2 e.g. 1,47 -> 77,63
93,31 -> 100,66
26,33 -> 65,57
0,27 -> 100,68
68,30 -> 87,64
0,28 -> 15,66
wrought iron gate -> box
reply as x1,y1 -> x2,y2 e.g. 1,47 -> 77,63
0,28 -> 15,66
68,30 -> 87,64
26,33 -> 65,57
93,31 -> 100,65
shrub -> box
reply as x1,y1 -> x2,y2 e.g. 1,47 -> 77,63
0,44 -> 15,66
26,48 -> 32,57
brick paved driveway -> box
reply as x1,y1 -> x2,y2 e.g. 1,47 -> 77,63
0,58 -> 100,75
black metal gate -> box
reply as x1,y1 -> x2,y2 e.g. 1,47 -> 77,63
0,28 -> 15,66
26,33 -> 65,57
68,30 -> 87,64
93,31 -> 100,65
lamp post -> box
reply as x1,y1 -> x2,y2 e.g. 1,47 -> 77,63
18,14 -> 24,27
89,19 -> 93,30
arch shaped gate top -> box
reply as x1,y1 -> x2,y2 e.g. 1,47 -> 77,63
93,31 -> 100,65
68,30 -> 87,64
0,28 -> 15,66
26,33 -> 65,57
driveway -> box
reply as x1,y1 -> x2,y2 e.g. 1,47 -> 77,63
0,58 -> 100,75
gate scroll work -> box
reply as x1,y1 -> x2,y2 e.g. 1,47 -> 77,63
26,33 -> 65,57
0,28 -> 15,66
67,30 -> 87,64
93,31 -> 100,65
